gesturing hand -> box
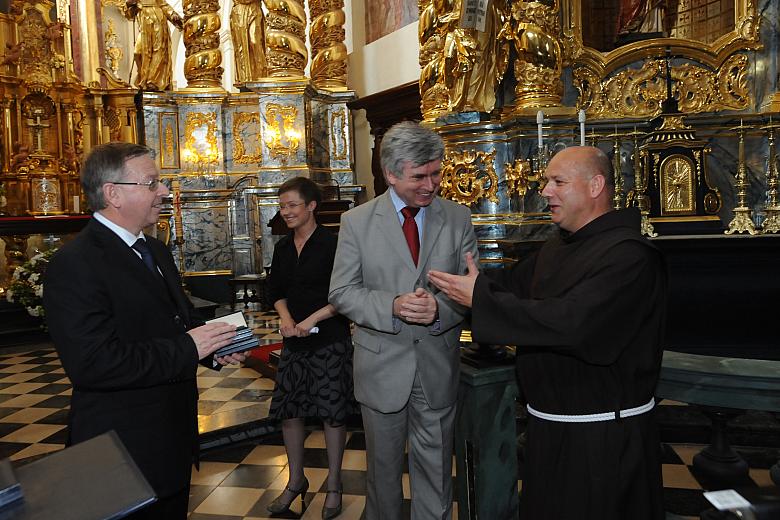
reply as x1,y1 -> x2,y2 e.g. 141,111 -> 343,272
427,252 -> 479,308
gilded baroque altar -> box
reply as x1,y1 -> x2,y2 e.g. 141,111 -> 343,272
419,0 -> 780,261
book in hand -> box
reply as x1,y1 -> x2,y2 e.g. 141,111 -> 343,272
207,312 -> 260,357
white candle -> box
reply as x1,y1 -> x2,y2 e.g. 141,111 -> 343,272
578,109 -> 586,146
536,110 -> 544,149
73,195 -> 80,214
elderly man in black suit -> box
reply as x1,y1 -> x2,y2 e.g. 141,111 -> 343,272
44,142 -> 242,519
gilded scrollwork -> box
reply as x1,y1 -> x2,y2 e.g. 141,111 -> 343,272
504,158 -> 538,197
440,150 -> 498,205
266,0 -> 308,77
575,54 -> 749,118
310,0 -> 347,88
563,0 -> 760,117
184,112 -> 218,166
15,7 -> 66,92
233,112 -> 263,165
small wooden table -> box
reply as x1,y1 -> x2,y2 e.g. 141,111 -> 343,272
228,273 -> 267,311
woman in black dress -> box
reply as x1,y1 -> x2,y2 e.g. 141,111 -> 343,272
266,177 -> 356,519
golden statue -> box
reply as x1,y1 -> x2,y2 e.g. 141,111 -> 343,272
445,0 -> 509,113
124,0 -> 183,91
230,0 -> 267,86
419,0 -> 509,119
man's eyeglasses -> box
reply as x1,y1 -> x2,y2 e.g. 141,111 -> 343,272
110,179 -> 161,192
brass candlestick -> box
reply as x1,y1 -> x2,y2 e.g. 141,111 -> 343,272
627,129 -> 657,237
609,129 -> 624,210
725,121 -> 757,235
762,121 -> 780,233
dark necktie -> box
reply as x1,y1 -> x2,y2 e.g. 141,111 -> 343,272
132,238 -> 159,275
401,206 -> 420,266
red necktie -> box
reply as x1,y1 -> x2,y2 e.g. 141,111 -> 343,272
401,206 -> 420,266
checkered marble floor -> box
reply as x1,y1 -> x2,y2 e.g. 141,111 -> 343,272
1,320 -> 778,519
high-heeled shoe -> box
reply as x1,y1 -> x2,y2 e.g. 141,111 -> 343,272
266,477 -> 309,515
321,487 -> 342,519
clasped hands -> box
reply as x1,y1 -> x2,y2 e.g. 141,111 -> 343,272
427,252 -> 479,308
279,316 -> 318,338
394,287 -> 438,325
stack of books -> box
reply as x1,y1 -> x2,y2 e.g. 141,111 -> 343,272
215,326 -> 260,357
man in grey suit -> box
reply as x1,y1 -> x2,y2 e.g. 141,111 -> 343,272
329,122 -> 478,519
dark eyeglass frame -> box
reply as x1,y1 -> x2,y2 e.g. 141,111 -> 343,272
110,179 -> 160,192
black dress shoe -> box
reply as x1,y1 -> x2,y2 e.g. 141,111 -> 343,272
267,477 -> 309,515
321,488 -> 342,519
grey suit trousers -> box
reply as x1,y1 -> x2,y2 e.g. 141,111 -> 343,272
361,371 -> 455,520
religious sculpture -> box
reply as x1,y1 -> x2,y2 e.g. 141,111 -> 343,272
230,0 -> 267,86
124,0 -> 183,91
419,0 -> 509,119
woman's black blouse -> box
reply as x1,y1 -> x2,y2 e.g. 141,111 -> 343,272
267,225 -> 350,351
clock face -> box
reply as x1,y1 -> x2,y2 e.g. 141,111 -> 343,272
661,155 -> 695,215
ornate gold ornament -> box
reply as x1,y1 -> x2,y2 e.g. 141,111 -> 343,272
310,0 -> 348,89
502,0 -> 563,111
564,0 -> 760,119
104,19 -> 123,77
503,158 -> 539,197
182,0 -> 223,88
265,0 -> 308,77
439,149 -> 498,205
660,155 -> 695,214
233,112 -> 263,165
574,54 -> 749,119
14,6 -> 66,93
265,104 -> 301,159
183,112 -> 219,172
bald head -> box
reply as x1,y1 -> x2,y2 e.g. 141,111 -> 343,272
541,146 -> 615,232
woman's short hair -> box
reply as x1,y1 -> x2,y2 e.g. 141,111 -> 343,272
278,177 -> 323,209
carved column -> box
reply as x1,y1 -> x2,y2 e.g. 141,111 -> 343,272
509,0 -> 563,111
309,0 -> 347,89
265,0 -> 308,77
182,0 -> 224,89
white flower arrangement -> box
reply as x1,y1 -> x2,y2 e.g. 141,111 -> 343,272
6,248 -> 57,323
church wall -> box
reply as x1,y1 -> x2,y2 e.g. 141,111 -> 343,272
347,0 -> 421,198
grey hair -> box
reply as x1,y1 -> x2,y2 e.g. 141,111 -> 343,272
380,121 -> 444,179
81,142 -> 153,210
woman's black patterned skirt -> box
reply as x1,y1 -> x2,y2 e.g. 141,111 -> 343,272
269,337 -> 358,425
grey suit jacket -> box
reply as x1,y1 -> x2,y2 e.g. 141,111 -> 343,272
329,192 -> 478,413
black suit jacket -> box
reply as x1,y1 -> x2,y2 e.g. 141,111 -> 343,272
44,218 -> 206,497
